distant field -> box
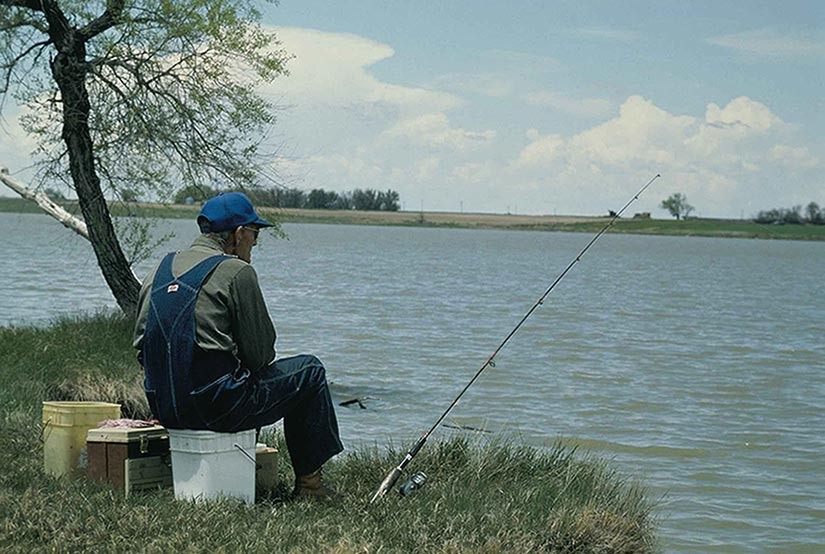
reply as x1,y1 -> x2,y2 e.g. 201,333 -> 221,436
2,196 -> 824,241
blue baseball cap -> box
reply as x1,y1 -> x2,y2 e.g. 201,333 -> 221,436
197,192 -> 274,233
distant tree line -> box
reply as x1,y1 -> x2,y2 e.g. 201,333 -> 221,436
173,185 -> 400,211
754,202 -> 824,225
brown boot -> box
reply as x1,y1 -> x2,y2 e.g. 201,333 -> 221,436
292,468 -> 340,500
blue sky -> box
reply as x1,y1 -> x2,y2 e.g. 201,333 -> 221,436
1,1 -> 823,217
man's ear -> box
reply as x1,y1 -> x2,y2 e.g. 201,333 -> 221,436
231,226 -> 244,244
223,226 -> 242,254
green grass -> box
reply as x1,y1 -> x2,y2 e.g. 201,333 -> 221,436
474,216 -> 825,240
0,197 -> 46,214
556,218 -> 825,241
0,314 -> 659,553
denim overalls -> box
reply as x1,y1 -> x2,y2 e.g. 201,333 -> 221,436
141,252 -> 243,429
140,251 -> 343,474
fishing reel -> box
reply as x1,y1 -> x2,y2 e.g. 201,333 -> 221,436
398,471 -> 427,497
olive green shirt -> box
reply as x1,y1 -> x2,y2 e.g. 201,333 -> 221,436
132,234 -> 276,372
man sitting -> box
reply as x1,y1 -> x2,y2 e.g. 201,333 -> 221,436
133,192 -> 343,498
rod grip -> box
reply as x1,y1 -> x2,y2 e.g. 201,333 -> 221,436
369,466 -> 403,504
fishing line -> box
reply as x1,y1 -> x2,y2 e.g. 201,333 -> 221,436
369,174 -> 661,504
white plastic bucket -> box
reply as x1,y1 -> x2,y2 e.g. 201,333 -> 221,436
167,429 -> 256,505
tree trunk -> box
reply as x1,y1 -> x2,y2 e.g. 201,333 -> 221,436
50,40 -> 140,315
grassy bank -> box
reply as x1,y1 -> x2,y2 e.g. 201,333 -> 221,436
3,196 -> 824,241
0,314 -> 659,552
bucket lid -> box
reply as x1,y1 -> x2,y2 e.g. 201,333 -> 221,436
167,428 -> 256,453
43,401 -> 122,410
42,401 -> 122,427
87,425 -> 168,443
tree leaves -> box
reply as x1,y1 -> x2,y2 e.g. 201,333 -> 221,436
660,193 -> 694,221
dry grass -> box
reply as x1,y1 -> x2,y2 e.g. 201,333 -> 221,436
270,207 -> 605,228
46,373 -> 150,420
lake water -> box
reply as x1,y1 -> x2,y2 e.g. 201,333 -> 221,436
2,212 -> 824,552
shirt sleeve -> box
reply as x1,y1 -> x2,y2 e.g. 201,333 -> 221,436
132,262 -> 160,350
228,264 -> 277,372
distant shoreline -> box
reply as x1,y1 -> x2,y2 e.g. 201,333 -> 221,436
2,196 -> 824,241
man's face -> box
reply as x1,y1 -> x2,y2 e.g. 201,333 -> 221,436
233,225 -> 260,263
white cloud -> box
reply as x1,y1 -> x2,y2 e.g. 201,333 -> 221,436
259,27 -> 484,195
686,97 -> 785,166
509,95 -> 819,216
707,28 -> 825,57
769,144 -> 819,168
516,132 -> 564,167
517,95 -> 791,174
569,95 -> 695,167
382,113 -> 496,152
704,96 -> 782,131
269,27 -> 460,114
451,161 -> 498,184
415,156 -> 441,181
524,91 -> 614,118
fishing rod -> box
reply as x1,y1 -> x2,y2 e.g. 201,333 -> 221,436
369,173 -> 661,504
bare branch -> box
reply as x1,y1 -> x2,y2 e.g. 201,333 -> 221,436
0,167 -> 89,238
78,0 -> 126,41
1,37 -> 51,94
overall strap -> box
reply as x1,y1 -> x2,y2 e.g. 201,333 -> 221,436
151,252 -> 177,292
151,252 -> 228,296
